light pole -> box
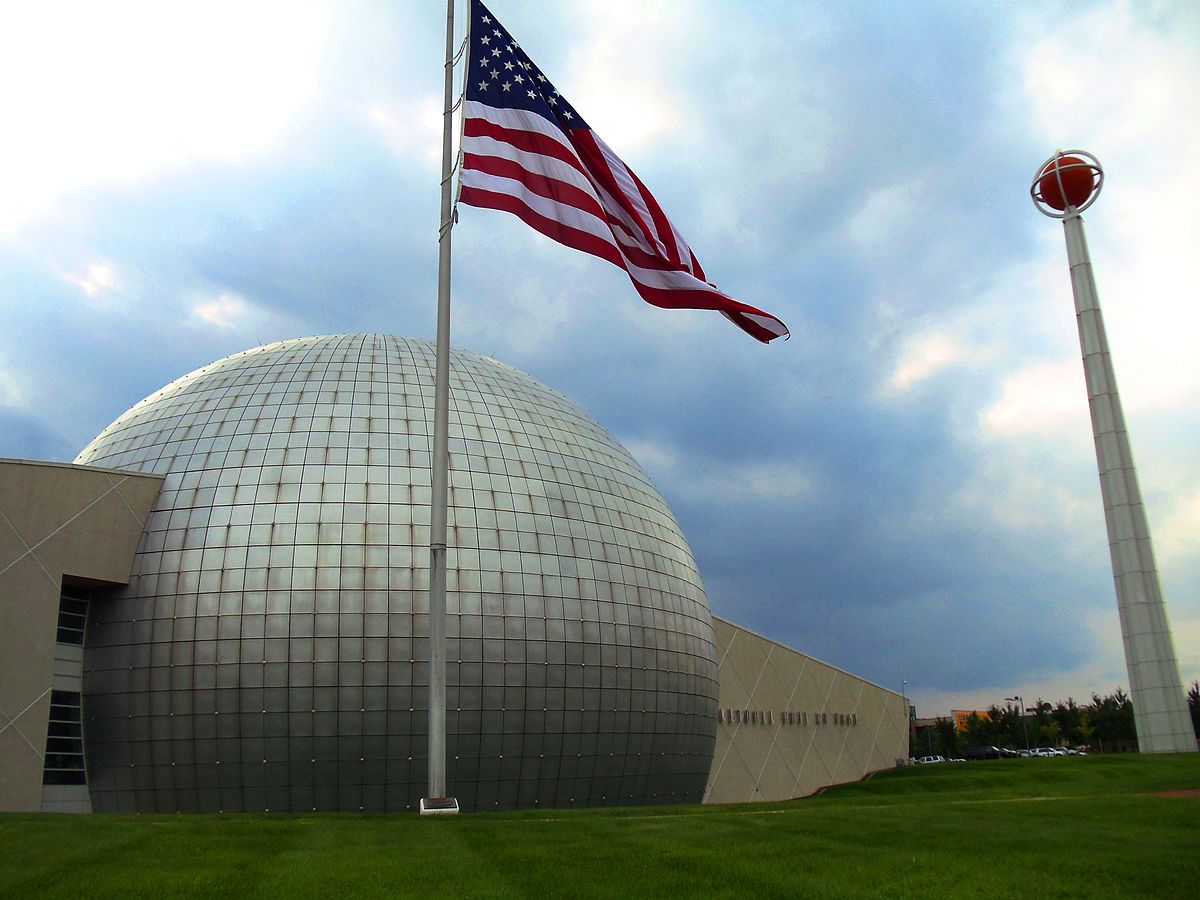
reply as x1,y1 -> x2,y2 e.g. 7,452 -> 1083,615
1007,695 -> 1029,752
1031,151 -> 1196,754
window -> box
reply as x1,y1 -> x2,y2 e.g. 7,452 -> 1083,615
42,690 -> 86,785
57,584 -> 90,646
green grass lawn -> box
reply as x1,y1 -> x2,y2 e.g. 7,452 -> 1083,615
2,754 -> 1197,899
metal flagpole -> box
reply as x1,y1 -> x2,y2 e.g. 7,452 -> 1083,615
421,0 -> 460,815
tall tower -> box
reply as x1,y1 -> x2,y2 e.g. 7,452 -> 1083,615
1032,150 -> 1195,753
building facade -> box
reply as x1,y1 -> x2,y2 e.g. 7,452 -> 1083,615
0,335 -> 905,813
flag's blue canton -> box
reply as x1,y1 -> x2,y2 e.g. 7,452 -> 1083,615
466,1 -> 588,130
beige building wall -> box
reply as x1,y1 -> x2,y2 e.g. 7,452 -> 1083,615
705,616 -> 907,804
0,459 -> 162,812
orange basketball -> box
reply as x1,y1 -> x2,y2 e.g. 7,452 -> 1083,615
1038,156 -> 1095,210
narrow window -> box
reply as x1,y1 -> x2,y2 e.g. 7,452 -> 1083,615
56,584 -> 90,646
42,690 -> 86,785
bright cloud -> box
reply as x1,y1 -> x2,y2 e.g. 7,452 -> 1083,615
366,96 -> 443,167
980,359 -> 1088,438
845,179 -> 927,250
63,263 -> 116,298
565,0 -> 691,149
0,0 -> 330,233
888,331 -> 971,392
0,361 -> 23,407
1016,0 -> 1200,417
1156,486 -> 1200,570
190,294 -> 250,330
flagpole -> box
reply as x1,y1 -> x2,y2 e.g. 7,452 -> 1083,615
421,0 -> 458,815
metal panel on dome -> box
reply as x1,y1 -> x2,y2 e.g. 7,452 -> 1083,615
75,334 -> 718,812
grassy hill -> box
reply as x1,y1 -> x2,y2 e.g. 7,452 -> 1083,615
2,754 -> 1196,898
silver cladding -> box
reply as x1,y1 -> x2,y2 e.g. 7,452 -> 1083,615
74,334 -> 718,812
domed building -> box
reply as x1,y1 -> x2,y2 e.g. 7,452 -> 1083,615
0,334 -> 906,815
73,334 -> 718,812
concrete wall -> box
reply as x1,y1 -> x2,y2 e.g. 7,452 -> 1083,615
705,616 -> 907,804
0,459 -> 162,812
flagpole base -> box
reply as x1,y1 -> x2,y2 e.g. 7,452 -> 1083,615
420,797 -> 460,816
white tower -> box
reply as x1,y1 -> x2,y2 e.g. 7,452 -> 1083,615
1032,150 -> 1195,753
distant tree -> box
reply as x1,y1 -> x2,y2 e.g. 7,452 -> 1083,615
1088,688 -> 1137,753
1051,698 -> 1089,747
957,702 -> 1032,751
913,717 -> 962,758
1076,706 -> 1094,748
919,681 -> 1193,756
997,702 -> 1028,749
933,717 -> 961,757
1037,720 -> 1062,746
1188,681 -> 1199,739
963,710 -> 997,747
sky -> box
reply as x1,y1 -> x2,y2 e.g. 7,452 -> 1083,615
2,0 -> 1197,719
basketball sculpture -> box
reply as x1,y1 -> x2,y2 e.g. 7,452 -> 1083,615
1030,152 -> 1196,754
1031,150 -> 1103,216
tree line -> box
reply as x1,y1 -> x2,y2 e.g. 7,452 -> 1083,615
912,681 -> 1200,758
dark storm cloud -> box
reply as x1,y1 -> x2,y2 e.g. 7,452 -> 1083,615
0,410 -> 76,462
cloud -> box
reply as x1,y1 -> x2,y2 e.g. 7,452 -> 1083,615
0,0 -> 1196,722
845,179 -> 928,251
365,96 -> 444,168
1015,0 -> 1200,417
190,293 -> 250,330
1156,485 -> 1200,570
0,0 -> 330,234
623,438 -> 814,505
564,0 -> 693,150
63,263 -> 117,299
979,358 -> 1088,438
0,409 -> 75,462
887,331 -> 973,392
0,359 -> 23,407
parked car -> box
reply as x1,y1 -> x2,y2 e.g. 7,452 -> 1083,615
916,755 -> 946,764
964,745 -> 1003,760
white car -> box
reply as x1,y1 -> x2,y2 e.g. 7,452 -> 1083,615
916,755 -> 946,764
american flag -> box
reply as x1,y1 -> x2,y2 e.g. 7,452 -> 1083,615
457,0 -> 790,344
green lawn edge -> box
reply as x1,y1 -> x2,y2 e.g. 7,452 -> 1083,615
2,753 -> 1197,899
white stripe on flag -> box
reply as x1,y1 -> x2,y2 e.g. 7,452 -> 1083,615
460,168 -> 618,246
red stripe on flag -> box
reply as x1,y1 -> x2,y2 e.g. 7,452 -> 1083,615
629,282 -> 786,343
565,129 -> 667,263
459,185 -> 626,270
464,117 -> 586,178
624,159 -> 686,271
462,153 -> 608,222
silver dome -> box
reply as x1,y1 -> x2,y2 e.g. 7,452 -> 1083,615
76,334 -> 718,812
